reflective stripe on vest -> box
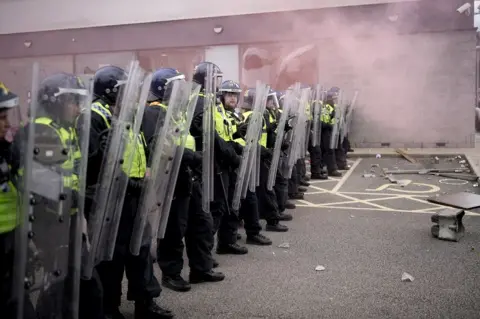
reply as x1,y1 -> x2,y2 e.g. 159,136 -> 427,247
91,102 -> 147,178
0,181 -> 18,233
149,102 -> 196,151
34,117 -> 79,190
242,111 -> 267,147
321,103 -> 335,125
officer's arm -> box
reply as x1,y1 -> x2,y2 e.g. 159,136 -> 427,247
82,112 -> 109,158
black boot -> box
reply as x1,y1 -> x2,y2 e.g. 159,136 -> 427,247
212,259 -> 219,268
134,299 -> 174,319
285,201 -> 296,209
162,274 -> 191,292
329,171 -> 342,177
189,270 -> 225,284
300,180 -> 310,186
246,233 -> 272,246
311,173 -> 328,180
298,186 -> 308,192
104,309 -> 126,319
265,222 -> 289,232
338,164 -> 351,170
216,243 -> 248,255
236,233 -> 242,240
278,212 -> 293,221
289,193 -> 304,200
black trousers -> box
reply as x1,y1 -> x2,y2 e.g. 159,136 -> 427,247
288,164 -> 299,195
309,142 -> 323,175
320,128 -> 338,172
0,230 -> 36,319
211,170 -> 238,245
95,188 -> 161,312
274,171 -> 288,213
239,190 -> 262,236
256,159 -> 280,224
296,159 -> 306,181
157,178 -> 214,276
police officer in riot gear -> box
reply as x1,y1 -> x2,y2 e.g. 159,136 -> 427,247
86,66 -> 171,319
321,88 -> 342,177
242,89 -> 290,232
190,62 -> 248,256
219,80 -> 273,246
145,68 -> 225,293
0,83 -> 36,319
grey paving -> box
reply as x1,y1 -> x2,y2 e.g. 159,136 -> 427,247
118,152 -> 480,319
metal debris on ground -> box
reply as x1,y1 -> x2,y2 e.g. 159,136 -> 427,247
386,175 -> 397,183
428,192 -> 480,210
384,168 -> 469,175
278,243 -> 290,249
429,173 -> 479,182
401,272 -> 414,282
431,208 -> 465,242
315,265 -> 326,271
395,148 -> 417,163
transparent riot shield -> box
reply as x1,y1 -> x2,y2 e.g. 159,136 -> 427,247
82,61 -> 150,279
202,65 -> 215,214
129,80 -> 199,256
341,90 -> 359,143
14,63 -> 93,319
286,87 -> 309,178
329,90 -> 344,150
311,85 -> 323,147
267,92 -> 292,190
232,82 -> 269,210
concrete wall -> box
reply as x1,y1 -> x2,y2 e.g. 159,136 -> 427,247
0,0 -> 421,34
0,0 -> 476,148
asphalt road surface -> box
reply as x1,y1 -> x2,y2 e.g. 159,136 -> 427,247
120,156 -> 480,319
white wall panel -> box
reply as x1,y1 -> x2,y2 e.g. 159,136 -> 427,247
0,0 -> 421,34
74,52 -> 137,74
205,45 -> 239,83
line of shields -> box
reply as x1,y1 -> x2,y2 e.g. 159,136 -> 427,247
11,60 -> 200,319
11,58 -> 359,318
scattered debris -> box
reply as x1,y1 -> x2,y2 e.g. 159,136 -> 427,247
459,160 -> 466,164
401,272 -> 414,282
350,215 -> 355,218
456,156 -> 462,159
386,175 -> 397,183
397,180 -> 411,187
395,148 -> 417,163
429,173 -> 479,182
362,173 -> 375,178
278,243 -> 290,249
431,208 -> 465,242
371,164 -> 380,168
474,183 -> 479,187
434,156 -> 440,164
428,192 -> 480,210
384,168 -> 469,175
315,265 -> 326,271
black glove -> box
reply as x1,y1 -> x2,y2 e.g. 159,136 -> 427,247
281,141 -> 290,151
231,154 -> 241,169
268,122 -> 278,133
128,178 -> 144,190
260,147 -> 273,160
237,123 -> 248,138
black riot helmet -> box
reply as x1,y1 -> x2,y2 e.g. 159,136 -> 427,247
93,65 -> 127,106
192,62 -> 223,91
149,68 -> 185,103
37,73 -> 88,124
243,87 -> 277,110
218,80 -> 241,109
